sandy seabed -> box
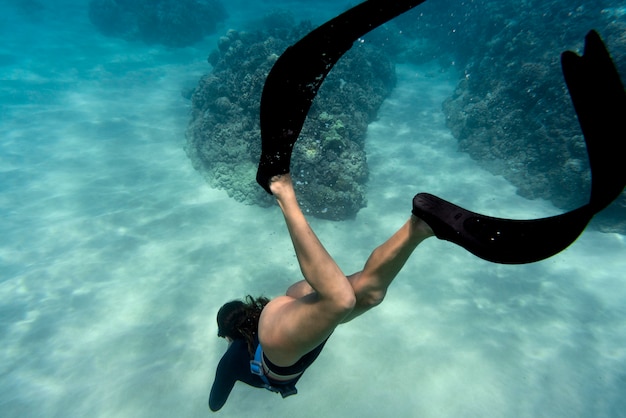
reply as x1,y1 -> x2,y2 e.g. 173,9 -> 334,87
1,2 -> 625,417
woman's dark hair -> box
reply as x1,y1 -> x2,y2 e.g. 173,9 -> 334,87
216,295 -> 270,356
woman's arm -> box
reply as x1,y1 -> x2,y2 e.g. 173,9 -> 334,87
208,353 -> 237,412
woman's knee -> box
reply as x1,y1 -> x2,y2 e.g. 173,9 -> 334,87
307,284 -> 355,319
347,273 -> 386,309
336,289 -> 357,313
357,289 -> 386,309
326,288 -> 356,318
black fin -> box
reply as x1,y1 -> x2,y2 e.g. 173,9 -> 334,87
411,31 -> 625,264
561,30 -> 626,212
257,0 -> 427,193
412,193 -> 593,264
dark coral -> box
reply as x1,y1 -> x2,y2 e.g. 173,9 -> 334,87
396,0 -> 625,232
185,13 -> 396,220
88,0 -> 227,47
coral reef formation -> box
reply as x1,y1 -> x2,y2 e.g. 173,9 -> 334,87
88,0 -> 227,47
394,0 -> 626,232
185,12 -> 396,220
183,1 -> 625,230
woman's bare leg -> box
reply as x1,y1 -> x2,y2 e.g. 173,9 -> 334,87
342,215 -> 433,322
258,174 -> 355,366
270,174 -> 352,301
284,216 -> 434,322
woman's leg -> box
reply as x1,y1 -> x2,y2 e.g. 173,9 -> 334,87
258,174 -> 355,366
283,216 -> 434,322
342,215 -> 433,322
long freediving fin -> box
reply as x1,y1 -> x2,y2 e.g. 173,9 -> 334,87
561,30 -> 626,212
257,0 -> 427,193
411,194 -> 594,264
412,30 -> 626,263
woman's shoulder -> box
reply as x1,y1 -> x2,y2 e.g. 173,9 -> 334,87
221,338 -> 252,362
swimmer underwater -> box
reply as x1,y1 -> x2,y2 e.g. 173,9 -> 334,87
210,173 -> 435,411
209,0 -> 626,411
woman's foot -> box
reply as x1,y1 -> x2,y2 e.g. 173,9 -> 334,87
410,214 -> 435,241
269,174 -> 295,199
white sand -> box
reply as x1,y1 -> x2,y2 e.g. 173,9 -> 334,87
1,2 -> 625,417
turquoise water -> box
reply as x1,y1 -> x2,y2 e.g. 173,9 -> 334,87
1,1 -> 625,417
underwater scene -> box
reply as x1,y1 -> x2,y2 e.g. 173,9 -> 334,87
1,0 -> 625,416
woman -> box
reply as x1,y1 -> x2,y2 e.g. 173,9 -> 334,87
209,174 -> 434,411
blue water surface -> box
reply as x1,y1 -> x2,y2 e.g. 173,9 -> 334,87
1,1 -> 625,417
